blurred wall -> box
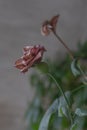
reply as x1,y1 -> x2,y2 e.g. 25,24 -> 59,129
0,0 -> 87,129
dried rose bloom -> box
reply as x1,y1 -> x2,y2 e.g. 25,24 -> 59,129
41,15 -> 60,36
15,45 -> 46,73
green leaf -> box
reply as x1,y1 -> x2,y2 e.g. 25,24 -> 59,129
58,91 -> 70,118
39,99 -> 58,130
75,108 -> 87,117
58,107 -> 64,117
71,58 -> 81,76
81,76 -> 87,85
36,62 -> 49,73
70,122 -> 78,130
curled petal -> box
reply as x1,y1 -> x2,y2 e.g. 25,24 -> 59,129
21,66 -> 28,73
15,58 -> 26,69
23,46 -> 33,51
22,54 -> 33,61
30,45 -> 40,55
41,21 -> 51,36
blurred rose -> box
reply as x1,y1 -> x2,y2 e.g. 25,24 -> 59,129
41,15 -> 60,36
15,45 -> 46,73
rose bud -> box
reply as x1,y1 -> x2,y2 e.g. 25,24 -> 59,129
41,14 -> 60,36
15,45 -> 46,73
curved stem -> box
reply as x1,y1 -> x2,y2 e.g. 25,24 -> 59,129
52,31 -> 74,60
47,73 -> 73,125
78,65 -> 87,83
52,30 -> 87,83
47,73 -> 70,107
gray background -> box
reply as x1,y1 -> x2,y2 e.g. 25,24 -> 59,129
0,0 -> 87,130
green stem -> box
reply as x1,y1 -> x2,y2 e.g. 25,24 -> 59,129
47,73 -> 73,125
71,85 -> 85,94
47,73 -> 70,107
52,31 -> 74,60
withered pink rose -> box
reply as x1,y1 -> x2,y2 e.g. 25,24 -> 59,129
15,45 -> 46,73
41,15 -> 60,36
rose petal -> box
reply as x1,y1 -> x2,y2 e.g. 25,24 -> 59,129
50,15 -> 60,31
15,58 -> 26,69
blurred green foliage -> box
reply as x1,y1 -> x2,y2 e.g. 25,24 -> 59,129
25,41 -> 87,130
